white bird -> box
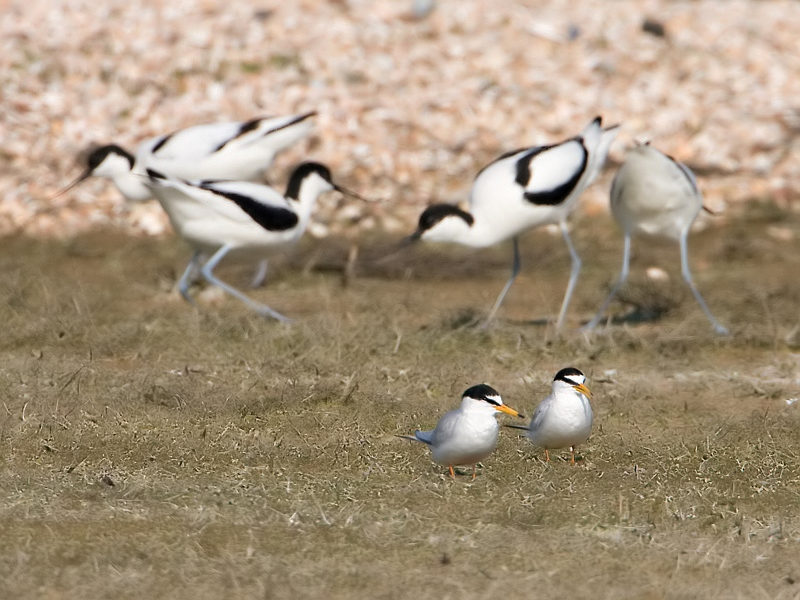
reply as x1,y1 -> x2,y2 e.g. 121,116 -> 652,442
54,112 -> 317,202
144,162 -> 360,322
400,383 -> 524,479
53,112 -> 317,289
508,367 -> 593,464
407,116 -> 619,328
583,142 -> 729,335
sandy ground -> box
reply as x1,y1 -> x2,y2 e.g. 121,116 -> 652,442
0,204 -> 799,598
2,1 -> 800,597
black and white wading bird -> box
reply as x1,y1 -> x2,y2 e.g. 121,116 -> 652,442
54,112 -> 317,202
582,142 -> 729,335
53,112 -> 318,288
407,117 -> 619,328
144,162 -> 362,322
399,384 -> 524,479
507,367 -> 593,464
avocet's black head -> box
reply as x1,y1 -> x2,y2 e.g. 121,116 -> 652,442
86,144 -> 134,173
407,203 -> 475,242
284,162 -> 367,202
553,367 -> 592,399
48,144 -> 135,200
285,162 -> 333,200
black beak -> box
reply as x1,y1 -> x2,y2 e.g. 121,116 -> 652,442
373,231 -> 422,265
333,183 -> 371,202
403,230 -> 423,245
47,168 -> 93,201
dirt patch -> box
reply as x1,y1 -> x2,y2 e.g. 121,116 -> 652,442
1,209 -> 799,599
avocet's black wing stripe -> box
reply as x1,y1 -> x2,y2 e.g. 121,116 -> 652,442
514,146 -> 547,188
519,144 -> 588,207
263,111 -> 316,135
151,134 -> 173,155
211,119 -> 260,153
473,146 -> 529,180
212,111 -> 317,153
199,185 -> 299,231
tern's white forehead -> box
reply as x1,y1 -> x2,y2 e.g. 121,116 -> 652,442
553,367 -> 586,386
462,383 -> 503,406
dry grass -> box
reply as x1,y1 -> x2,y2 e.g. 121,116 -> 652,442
1,209 -> 800,599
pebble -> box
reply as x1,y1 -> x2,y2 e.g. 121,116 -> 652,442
2,0 -> 799,239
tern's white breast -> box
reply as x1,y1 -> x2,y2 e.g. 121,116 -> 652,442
429,409 -> 500,466
528,392 -> 593,450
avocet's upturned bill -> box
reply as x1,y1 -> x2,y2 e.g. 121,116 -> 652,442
399,383 -> 524,479
408,116 -> 619,328
583,142 -> 729,335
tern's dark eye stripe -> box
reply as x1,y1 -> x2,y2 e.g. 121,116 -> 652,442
554,367 -> 585,384
462,383 -> 501,403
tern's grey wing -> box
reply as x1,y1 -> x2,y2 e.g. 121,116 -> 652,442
429,409 -> 461,446
413,429 -> 434,445
529,395 -> 554,432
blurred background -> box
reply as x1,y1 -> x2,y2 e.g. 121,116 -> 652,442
2,0 -> 798,241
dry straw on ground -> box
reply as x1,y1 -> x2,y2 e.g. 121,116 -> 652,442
1,208 -> 799,598
2,1 -> 800,599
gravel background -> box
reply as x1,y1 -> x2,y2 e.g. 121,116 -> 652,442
2,0 -> 799,239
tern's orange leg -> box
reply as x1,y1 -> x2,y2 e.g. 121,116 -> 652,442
570,446 -> 576,465
471,465 -> 477,480
544,449 -> 550,462
448,465 -> 455,479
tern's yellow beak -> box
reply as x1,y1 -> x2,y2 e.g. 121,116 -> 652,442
495,404 -> 525,419
573,383 -> 593,399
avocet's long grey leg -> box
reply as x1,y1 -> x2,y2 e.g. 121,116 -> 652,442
200,244 -> 291,323
555,220 -> 582,329
177,251 -> 203,305
250,259 -> 269,289
583,234 -> 632,331
485,236 -> 521,324
679,231 -> 729,335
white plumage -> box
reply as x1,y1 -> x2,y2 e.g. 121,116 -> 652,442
55,112 -> 317,202
584,142 -> 729,334
144,162 -> 354,322
409,116 -> 619,328
510,367 -> 593,464
401,383 -> 524,479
